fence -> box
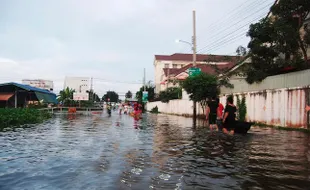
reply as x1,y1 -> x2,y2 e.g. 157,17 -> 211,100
220,69 -> 310,129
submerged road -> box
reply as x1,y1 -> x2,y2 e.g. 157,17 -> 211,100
1,112 -> 310,190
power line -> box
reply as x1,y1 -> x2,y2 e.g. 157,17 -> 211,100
198,12 -> 268,54
201,0 -> 270,38
197,2 -> 273,54
202,15 -> 298,54
202,32 -> 248,54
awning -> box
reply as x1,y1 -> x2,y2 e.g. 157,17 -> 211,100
35,92 -> 58,104
0,93 -> 14,101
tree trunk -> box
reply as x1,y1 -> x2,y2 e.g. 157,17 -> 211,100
298,36 -> 308,61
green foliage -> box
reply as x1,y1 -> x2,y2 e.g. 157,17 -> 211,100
158,87 -> 182,103
150,106 -> 159,114
236,46 -> 247,56
102,91 -> 119,102
58,87 -> 75,106
181,73 -> 219,102
136,85 -> 155,104
88,90 -> 101,102
236,95 -> 247,122
245,0 -> 310,84
0,108 -> 52,129
125,90 -> 133,99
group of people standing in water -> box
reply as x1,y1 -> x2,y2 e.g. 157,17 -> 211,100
206,96 -> 236,135
105,102 -> 143,119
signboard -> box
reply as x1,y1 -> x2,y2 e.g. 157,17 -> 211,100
73,93 -> 89,101
142,91 -> 148,103
188,67 -> 201,77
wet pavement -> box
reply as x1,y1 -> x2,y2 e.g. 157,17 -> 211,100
1,112 -> 310,190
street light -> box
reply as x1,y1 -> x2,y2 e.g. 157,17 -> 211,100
175,10 -> 198,124
175,39 -> 193,48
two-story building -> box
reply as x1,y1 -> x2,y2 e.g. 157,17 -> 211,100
153,53 -> 240,93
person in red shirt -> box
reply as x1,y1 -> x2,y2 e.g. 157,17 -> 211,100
216,98 -> 224,127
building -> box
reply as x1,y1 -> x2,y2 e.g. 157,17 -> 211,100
0,82 -> 57,108
64,77 -> 90,93
153,53 -> 240,93
22,79 -> 54,92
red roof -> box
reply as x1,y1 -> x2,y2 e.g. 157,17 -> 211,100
163,68 -> 179,76
155,53 -> 240,62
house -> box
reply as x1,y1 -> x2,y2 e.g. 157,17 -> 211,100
154,53 -> 240,93
0,82 -> 58,108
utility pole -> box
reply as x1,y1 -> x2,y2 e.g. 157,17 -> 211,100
143,68 -> 146,91
91,77 -> 93,91
90,77 -> 93,102
192,10 -> 197,121
192,10 -> 197,67
166,67 -> 170,91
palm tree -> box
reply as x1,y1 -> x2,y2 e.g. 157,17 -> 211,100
57,87 -> 75,105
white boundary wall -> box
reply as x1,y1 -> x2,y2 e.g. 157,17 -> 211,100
146,90 -> 205,116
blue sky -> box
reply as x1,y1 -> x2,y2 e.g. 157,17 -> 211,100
0,0 -> 273,97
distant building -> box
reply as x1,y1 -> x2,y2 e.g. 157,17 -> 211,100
22,79 -> 54,92
64,77 -> 90,93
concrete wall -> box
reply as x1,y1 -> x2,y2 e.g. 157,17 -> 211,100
220,69 -> 310,129
221,69 -> 310,94
149,69 -> 310,129
146,90 -> 205,116
220,88 -> 310,128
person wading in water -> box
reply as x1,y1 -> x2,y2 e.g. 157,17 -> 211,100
206,96 -> 218,130
223,96 -> 236,135
216,97 -> 224,127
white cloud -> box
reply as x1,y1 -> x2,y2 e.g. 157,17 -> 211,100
0,0 -> 274,96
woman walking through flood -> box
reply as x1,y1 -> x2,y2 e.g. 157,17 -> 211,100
223,96 -> 236,135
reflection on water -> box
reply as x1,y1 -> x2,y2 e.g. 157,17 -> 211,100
0,113 -> 310,190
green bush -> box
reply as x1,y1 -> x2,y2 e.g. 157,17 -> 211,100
0,108 -> 52,129
236,96 -> 247,122
150,106 -> 159,114
158,87 -> 182,103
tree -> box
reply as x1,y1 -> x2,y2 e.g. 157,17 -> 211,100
57,87 -> 75,106
125,90 -> 133,99
236,45 -> 247,56
245,0 -> 310,84
181,73 -> 219,113
88,90 -> 101,102
102,91 -> 119,102
135,85 -> 155,104
158,87 -> 182,103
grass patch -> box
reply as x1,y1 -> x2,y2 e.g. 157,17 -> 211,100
0,108 -> 52,130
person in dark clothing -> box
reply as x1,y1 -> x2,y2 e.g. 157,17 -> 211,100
223,96 -> 236,135
206,96 -> 218,130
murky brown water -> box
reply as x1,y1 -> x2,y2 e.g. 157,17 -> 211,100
1,113 -> 310,190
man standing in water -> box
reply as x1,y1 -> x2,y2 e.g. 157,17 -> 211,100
206,96 -> 218,130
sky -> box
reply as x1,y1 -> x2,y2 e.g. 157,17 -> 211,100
0,0 -> 274,97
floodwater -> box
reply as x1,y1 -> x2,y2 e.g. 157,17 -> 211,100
1,113 -> 310,190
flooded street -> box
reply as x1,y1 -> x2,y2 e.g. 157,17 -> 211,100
1,113 -> 310,190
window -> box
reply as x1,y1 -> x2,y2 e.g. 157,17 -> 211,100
164,64 -> 169,68
172,64 -> 178,68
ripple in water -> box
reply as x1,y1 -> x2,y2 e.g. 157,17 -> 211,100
0,114 -> 310,190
